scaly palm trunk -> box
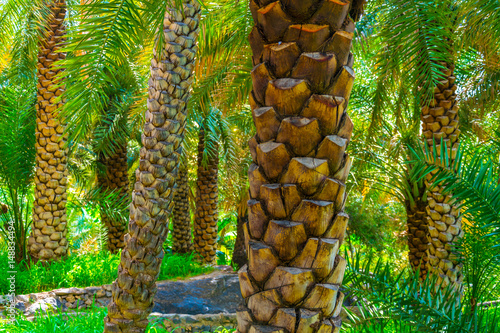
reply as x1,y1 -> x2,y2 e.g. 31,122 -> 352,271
405,182 -> 428,279
238,1 -> 361,332
97,142 -> 129,254
422,64 -> 463,289
172,161 -> 193,253
28,0 -> 69,263
193,128 -> 219,264
103,2 -> 201,332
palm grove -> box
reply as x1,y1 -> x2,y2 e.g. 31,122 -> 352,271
0,0 -> 500,333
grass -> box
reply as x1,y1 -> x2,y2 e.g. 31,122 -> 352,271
0,251 -> 213,295
0,307 -> 235,333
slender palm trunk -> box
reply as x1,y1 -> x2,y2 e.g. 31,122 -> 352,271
97,142 -> 129,254
238,1 -> 361,332
193,128 -> 219,264
103,2 -> 201,332
172,161 -> 193,253
231,196 -> 248,269
28,0 -> 68,263
422,64 -> 463,289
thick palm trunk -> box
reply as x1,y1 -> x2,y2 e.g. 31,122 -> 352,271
28,0 -> 69,263
103,2 -> 201,332
238,1 -> 360,332
193,128 -> 219,264
97,142 -> 129,254
422,64 -> 463,289
172,161 -> 193,253
405,185 -> 428,278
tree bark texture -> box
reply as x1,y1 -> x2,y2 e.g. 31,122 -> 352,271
28,0 -> 69,263
103,2 -> 201,332
238,1 -> 360,332
421,64 -> 463,289
405,185 -> 428,279
172,161 -> 193,253
193,128 -> 219,265
97,142 -> 129,254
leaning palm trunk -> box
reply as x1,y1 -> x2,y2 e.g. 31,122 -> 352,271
238,1 -> 360,331
193,128 -> 219,264
422,64 -> 463,289
97,142 -> 129,254
28,0 -> 69,263
172,161 -> 193,253
103,2 -> 201,332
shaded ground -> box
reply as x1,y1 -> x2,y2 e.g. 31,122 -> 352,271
153,268 -> 241,315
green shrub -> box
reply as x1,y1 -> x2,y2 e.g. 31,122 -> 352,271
345,194 -> 407,257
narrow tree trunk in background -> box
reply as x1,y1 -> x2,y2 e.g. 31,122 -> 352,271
422,64 -> 463,290
103,2 -> 201,332
405,184 -> 428,279
193,128 -> 219,265
28,0 -> 69,263
231,195 -> 248,269
97,142 -> 129,254
172,161 -> 193,253
238,1 -> 362,332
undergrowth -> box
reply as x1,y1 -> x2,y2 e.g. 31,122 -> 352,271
0,251 -> 213,295
0,307 -> 234,333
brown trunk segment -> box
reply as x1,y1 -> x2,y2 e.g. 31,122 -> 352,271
405,186 -> 428,279
172,161 -> 193,254
232,192 -> 249,269
193,128 -> 219,264
28,0 -> 69,263
421,64 -> 463,290
239,1 -> 361,332
103,2 -> 201,332
97,142 -> 129,254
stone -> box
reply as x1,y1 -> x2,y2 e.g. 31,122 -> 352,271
96,289 -> 106,298
15,295 -> 30,303
15,301 -> 26,312
25,297 -> 59,315
152,271 -> 242,315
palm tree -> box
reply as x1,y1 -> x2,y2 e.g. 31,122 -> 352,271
171,158 -> 193,254
93,65 -> 141,253
96,142 -> 129,253
193,125 -> 219,264
28,0 -> 69,263
370,0 -> 500,288
101,1 -> 201,332
237,1 -> 364,332
0,82 -> 36,266
231,188 -> 249,269
189,106 -> 236,265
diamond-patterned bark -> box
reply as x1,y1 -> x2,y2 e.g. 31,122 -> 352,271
172,161 -> 193,253
239,1 -> 361,332
103,2 -> 201,332
97,142 -> 129,253
193,129 -> 219,264
421,65 -> 463,289
28,0 -> 69,263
